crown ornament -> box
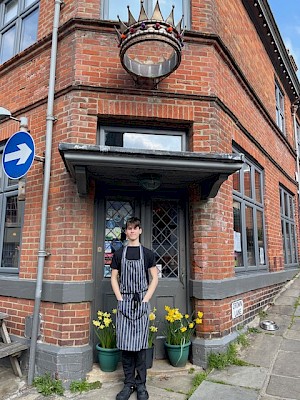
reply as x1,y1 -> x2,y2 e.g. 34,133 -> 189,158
115,1 -> 184,86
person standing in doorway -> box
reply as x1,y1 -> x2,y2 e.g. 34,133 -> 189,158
111,217 -> 158,400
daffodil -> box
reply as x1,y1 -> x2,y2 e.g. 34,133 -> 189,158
93,308 -> 117,348
164,306 -> 204,346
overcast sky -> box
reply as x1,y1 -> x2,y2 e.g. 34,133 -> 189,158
268,0 -> 300,78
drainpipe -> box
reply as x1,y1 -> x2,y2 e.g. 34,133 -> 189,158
28,0 -> 63,385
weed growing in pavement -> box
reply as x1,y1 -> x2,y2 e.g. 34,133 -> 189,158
236,333 -> 250,347
186,372 -> 208,399
247,327 -> 261,334
208,343 -> 250,370
258,310 -> 268,319
69,379 -> 102,394
33,373 -> 64,396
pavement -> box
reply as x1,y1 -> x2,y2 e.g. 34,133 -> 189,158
1,272 -> 300,400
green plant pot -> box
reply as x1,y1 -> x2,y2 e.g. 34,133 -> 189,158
164,341 -> 190,367
96,344 -> 121,372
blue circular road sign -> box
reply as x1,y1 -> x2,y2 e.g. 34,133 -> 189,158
2,131 -> 35,179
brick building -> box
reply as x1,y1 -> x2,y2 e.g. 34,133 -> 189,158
0,0 -> 299,382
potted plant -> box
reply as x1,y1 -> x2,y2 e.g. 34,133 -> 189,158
164,306 -> 203,367
93,308 -> 120,372
146,307 -> 158,369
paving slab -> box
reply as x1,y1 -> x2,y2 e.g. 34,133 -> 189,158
147,371 -> 194,394
208,365 -> 267,390
266,375 -> 300,400
281,289 -> 300,298
274,296 -> 297,306
284,329 -> 300,340
295,306 -> 300,317
289,317 -> 300,331
281,338 -> 300,352
266,305 -> 295,316
272,350 -> 300,377
239,333 -> 282,368
189,380 -> 259,400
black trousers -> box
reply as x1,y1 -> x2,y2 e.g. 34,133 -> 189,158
122,349 -> 147,386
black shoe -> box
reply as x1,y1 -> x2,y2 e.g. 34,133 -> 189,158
116,385 -> 135,400
136,384 -> 149,400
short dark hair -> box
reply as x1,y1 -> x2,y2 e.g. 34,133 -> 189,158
125,217 -> 141,229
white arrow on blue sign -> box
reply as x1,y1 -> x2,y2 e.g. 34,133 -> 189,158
2,131 -> 35,179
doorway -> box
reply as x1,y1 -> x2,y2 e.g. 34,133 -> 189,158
93,192 -> 189,358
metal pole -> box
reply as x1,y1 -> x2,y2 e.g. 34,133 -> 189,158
28,0 -> 62,385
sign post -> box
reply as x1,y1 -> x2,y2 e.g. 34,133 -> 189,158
2,131 -> 35,179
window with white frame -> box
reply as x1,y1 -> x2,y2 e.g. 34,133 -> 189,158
280,186 -> 298,267
275,82 -> 285,133
0,150 -> 24,273
99,126 -> 186,152
0,0 -> 39,65
102,0 -> 190,28
233,148 -> 267,272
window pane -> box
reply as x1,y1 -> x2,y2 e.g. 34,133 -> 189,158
255,170 -> 262,203
245,205 -> 255,265
152,200 -> 179,278
150,0 -> 182,23
284,192 -> 289,217
289,196 -> 293,218
108,1 -> 139,21
285,221 -> 291,264
281,220 -> 286,264
4,0 -> 18,25
244,164 -> 252,198
291,225 -> 297,264
257,210 -> 265,265
105,131 -> 182,151
25,0 -> 36,7
1,195 -> 23,269
233,170 -> 240,192
233,201 -> 243,267
20,8 -> 39,51
1,26 -> 16,63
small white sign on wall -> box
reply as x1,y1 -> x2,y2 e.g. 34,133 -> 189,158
232,299 -> 244,319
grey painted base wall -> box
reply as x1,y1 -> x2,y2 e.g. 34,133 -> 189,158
191,331 -> 240,368
19,342 -> 93,384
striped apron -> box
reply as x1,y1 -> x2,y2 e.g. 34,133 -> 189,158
116,245 -> 150,351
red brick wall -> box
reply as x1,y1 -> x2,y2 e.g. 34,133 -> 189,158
194,282 -> 285,339
0,299 -> 90,346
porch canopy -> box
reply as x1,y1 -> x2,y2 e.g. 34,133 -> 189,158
58,143 -> 244,200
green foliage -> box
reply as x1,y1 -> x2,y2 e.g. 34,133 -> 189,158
208,343 -> 249,370
247,327 -> 261,334
258,310 -> 268,319
186,372 -> 207,398
69,379 -> 102,394
33,373 -> 64,396
236,333 -> 250,347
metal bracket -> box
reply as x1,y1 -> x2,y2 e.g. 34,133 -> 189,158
34,155 -> 45,163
